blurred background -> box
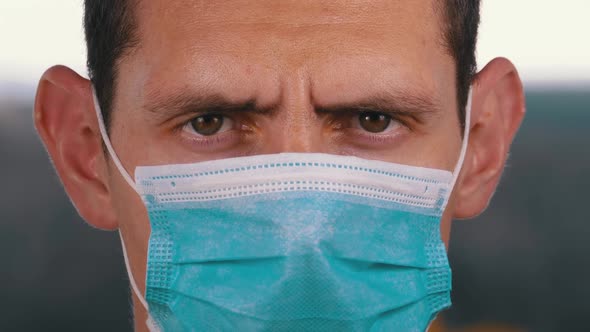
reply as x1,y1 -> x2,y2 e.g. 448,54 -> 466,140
1,0 -> 589,331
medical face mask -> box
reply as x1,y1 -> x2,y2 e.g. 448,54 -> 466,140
93,89 -> 471,332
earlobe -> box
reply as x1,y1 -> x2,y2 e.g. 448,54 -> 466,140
34,65 -> 119,230
453,58 -> 526,219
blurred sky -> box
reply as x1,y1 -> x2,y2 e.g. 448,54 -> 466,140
0,0 -> 589,86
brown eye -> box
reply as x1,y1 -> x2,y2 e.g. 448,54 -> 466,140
190,114 -> 226,136
358,112 -> 392,133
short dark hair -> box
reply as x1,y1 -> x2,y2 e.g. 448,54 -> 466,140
85,0 -> 480,130
440,0 -> 481,128
84,0 -> 138,130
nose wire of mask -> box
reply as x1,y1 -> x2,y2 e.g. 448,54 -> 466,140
92,86 -> 472,330
92,89 -> 152,317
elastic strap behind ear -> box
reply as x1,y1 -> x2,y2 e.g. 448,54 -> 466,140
119,232 -> 161,332
92,87 -> 138,192
119,231 -> 150,311
443,88 -> 473,210
93,87 -> 157,329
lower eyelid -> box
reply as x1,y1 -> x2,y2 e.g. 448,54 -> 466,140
339,121 -> 407,145
179,128 -> 240,148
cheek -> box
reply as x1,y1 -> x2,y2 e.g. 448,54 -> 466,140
439,184 -> 463,249
109,173 -> 151,241
360,119 -> 462,172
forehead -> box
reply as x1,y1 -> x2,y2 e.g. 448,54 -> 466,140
126,0 -> 453,104
139,0 -> 443,37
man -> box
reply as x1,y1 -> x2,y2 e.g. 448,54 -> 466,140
34,0 -> 525,331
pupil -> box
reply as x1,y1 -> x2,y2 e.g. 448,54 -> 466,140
192,114 -> 223,136
359,112 -> 390,133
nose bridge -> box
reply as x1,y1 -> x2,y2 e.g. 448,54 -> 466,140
272,112 -> 318,153
265,67 -> 322,154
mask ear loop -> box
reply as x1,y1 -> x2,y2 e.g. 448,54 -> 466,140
92,87 -> 155,329
92,88 -> 139,192
442,88 -> 473,211
118,232 -> 151,313
426,88 -> 472,331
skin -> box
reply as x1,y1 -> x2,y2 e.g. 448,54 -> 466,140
34,0 -> 525,330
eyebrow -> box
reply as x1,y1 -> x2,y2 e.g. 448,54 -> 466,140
143,88 -> 441,124
143,92 -> 278,124
315,91 -> 441,119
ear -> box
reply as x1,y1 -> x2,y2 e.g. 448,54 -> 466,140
34,65 -> 118,230
453,57 -> 526,219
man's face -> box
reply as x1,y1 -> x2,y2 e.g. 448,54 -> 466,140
110,0 -> 462,275
34,0 -> 526,329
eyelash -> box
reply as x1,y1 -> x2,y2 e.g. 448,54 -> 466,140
330,110 -> 410,130
172,112 -> 237,148
182,113 -> 235,136
177,110 -> 410,150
